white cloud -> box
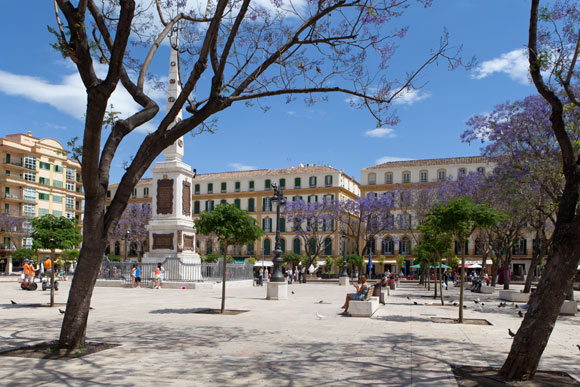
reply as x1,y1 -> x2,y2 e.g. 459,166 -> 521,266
375,156 -> 412,164
287,110 -> 296,115
472,49 -> 530,84
0,68 -> 167,134
364,128 -> 397,138
392,88 -> 431,105
229,163 -> 256,171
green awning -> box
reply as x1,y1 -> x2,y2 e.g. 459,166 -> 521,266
409,264 -> 421,269
234,258 -> 246,263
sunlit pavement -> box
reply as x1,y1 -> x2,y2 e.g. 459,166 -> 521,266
0,280 -> 578,386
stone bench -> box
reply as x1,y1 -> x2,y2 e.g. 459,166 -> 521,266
560,300 -> 578,316
479,286 -> 495,294
349,296 -> 379,317
499,290 -> 530,303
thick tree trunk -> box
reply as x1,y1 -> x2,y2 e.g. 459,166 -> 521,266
59,204 -> 106,351
491,262 -> 499,287
523,242 -> 543,293
503,262 -> 510,290
221,251 -> 227,313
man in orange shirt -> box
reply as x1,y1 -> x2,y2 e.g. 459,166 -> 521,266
22,259 -> 30,286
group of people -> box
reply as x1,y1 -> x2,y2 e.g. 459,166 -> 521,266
257,266 -> 307,286
130,263 -> 165,288
21,257 -> 54,287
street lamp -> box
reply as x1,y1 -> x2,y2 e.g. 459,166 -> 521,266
269,183 -> 286,283
340,230 -> 348,277
122,231 -> 130,261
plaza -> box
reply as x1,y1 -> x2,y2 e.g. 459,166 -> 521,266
1,279 -> 578,386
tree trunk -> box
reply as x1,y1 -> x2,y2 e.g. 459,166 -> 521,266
221,251 -> 227,313
427,268 -> 430,291
50,248 -> 56,307
491,261 -> 499,287
503,261 -> 510,290
458,245 -> 466,323
434,264 -> 438,299
499,223 -> 580,379
438,255 -> 444,306
565,283 -> 574,301
59,204 -> 106,351
523,239 -> 544,293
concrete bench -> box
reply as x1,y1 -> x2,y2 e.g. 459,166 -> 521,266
560,300 -> 578,316
349,296 -> 379,317
499,290 -> 529,303
479,286 -> 495,294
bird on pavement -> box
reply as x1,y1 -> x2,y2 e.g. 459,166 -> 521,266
518,310 -> 523,318
508,329 -> 516,338
515,304 -> 519,308
407,296 -> 410,300
316,312 -> 325,320
59,308 -> 65,314
453,302 -> 459,306
10,300 -> 17,305
474,298 -> 480,304
319,300 -> 324,304
291,291 -> 295,294
413,301 -> 418,305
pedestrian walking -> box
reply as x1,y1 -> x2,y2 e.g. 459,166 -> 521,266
264,267 -> 269,282
258,267 -> 264,286
134,264 -> 141,288
131,264 -> 137,288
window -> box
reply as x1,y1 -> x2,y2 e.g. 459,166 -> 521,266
75,201 -> 80,210
325,175 -> 332,187
309,176 -> 317,188
438,169 -> 446,181
263,197 -> 272,211
234,199 -> 241,209
24,156 -> 36,170
294,177 -> 301,189
382,237 -> 394,255
143,187 -> 149,198
22,237 -> 33,249
474,238 -> 483,255
194,184 -> 200,195
66,168 -> 75,180
66,197 -> 75,209
385,173 -> 393,184
220,199 -> 227,204
23,204 -> 35,217
368,173 -> 376,185
279,178 -> 285,188
235,182 -> 240,192
262,218 -> 272,232
308,239 -> 316,255
132,189 -> 137,198
454,240 -> 469,255
206,241 -> 213,254
279,239 -> 286,252
402,172 -> 410,184
322,219 -> 334,232
292,196 -> 303,202
458,168 -> 467,177
293,238 -> 301,254
106,190 -> 111,200
402,214 -> 412,229
24,188 -> 35,202
39,177 -> 49,185
205,200 -> 215,212
221,182 -> 227,193
263,239 -> 271,255
324,238 -> 332,255
249,181 -> 254,191
247,242 -> 254,255
248,198 -> 255,212
38,208 -> 49,216
399,237 -> 411,255
54,165 -> 63,173
38,192 -> 50,201
24,171 -> 36,182
477,167 -> 485,174
420,171 -> 428,183
66,182 -> 75,191
53,180 -> 63,188
265,179 -> 271,190
513,238 -> 527,255
194,201 -> 200,214
52,210 -> 62,217
207,183 -> 213,194
39,161 -> 50,170
279,217 -> 286,232
307,195 -> 318,203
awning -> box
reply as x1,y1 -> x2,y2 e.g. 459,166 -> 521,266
464,259 -> 493,265
254,261 -> 273,267
364,259 -> 397,264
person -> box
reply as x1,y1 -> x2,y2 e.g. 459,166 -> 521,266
373,273 -> 388,304
131,264 -> 137,288
134,264 -> 141,287
340,275 -> 369,315
301,266 -> 306,283
444,270 -> 449,289
264,267 -> 269,282
483,272 -> 490,286
258,267 -> 264,286
44,256 -> 52,283
152,264 -> 161,289
22,259 -> 31,286
28,259 -> 38,285
288,268 -> 293,284
159,263 -> 165,285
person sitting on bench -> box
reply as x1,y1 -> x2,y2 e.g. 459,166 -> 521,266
340,275 -> 369,314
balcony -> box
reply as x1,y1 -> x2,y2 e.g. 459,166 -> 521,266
2,193 -> 22,201
3,160 -> 24,168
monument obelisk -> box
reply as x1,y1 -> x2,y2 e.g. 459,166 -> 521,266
142,32 -> 200,278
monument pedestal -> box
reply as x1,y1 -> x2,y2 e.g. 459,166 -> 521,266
339,276 -> 349,286
267,281 -> 288,300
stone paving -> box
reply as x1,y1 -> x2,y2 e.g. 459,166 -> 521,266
0,279 -> 578,386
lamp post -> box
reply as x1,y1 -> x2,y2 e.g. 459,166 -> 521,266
339,230 -> 349,286
269,183 -> 285,283
123,231 -> 130,261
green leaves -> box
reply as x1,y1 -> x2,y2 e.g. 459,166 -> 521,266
30,215 -> 82,251
195,203 -> 264,247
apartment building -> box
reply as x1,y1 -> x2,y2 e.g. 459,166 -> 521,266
0,132 -> 83,272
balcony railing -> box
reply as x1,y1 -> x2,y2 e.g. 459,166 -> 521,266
4,160 -> 23,167
2,193 -> 22,200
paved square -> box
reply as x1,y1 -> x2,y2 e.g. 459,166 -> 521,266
0,280 -> 578,386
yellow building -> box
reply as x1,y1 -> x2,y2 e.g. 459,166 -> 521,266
0,132 -> 83,272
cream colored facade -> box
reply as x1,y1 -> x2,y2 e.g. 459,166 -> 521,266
0,132 -> 83,272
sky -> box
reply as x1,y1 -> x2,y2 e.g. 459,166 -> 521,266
0,0 -> 540,184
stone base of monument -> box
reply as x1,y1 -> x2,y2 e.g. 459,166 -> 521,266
339,277 -> 349,286
267,281 -> 288,300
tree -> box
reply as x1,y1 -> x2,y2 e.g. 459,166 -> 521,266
52,0 -> 468,350
425,197 -> 500,322
30,215 -> 82,307
282,252 -> 301,271
417,221 -> 452,304
195,203 -> 263,313
112,203 -> 151,260
12,248 -> 37,261
0,213 -> 27,250
500,0 -> 580,379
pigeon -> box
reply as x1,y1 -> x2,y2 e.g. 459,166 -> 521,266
10,300 -> 17,305
319,300 -> 324,304
453,302 -> 459,306
407,296 -> 410,300
515,304 -> 519,308
508,329 -> 516,338
59,309 -> 65,314
518,310 -> 523,318
316,312 -> 325,320
474,298 -> 480,303
291,291 -> 295,294
413,301 -> 418,305
481,303 -> 485,306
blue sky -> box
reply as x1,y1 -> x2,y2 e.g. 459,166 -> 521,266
0,0 -> 539,183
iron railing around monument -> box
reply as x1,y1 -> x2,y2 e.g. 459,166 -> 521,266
98,257 -> 253,283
